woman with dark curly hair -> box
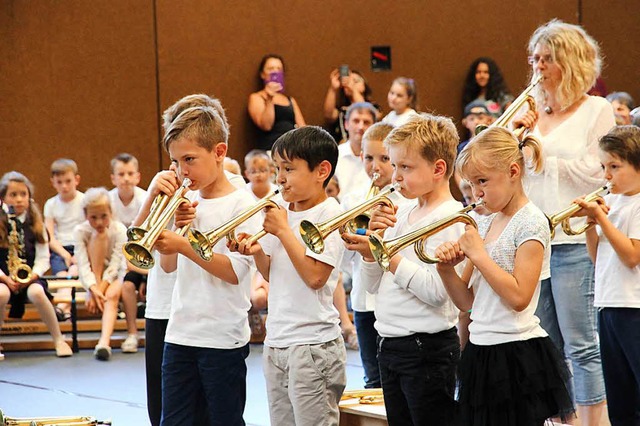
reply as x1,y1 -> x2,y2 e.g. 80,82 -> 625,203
462,57 -> 513,116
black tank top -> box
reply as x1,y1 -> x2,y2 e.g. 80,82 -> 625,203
257,97 -> 295,151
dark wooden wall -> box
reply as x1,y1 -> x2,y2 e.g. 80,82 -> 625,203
1,0 -> 638,207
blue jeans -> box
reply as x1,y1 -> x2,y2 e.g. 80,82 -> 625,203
599,308 -> 640,426
50,245 -> 74,274
354,311 -> 381,388
535,244 -> 605,405
161,343 -> 249,426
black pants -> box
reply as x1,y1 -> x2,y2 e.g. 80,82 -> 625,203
377,327 -> 460,426
145,318 -> 168,426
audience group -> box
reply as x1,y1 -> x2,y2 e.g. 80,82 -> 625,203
2,17 -> 640,426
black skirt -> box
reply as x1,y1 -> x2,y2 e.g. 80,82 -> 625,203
457,336 -> 574,426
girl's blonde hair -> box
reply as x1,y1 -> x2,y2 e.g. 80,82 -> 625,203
392,77 -> 418,110
456,127 -> 544,179
528,19 -> 601,111
0,171 -> 46,245
82,187 -> 111,212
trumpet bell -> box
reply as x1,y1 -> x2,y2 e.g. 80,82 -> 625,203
188,228 -> 214,262
368,233 -> 391,271
300,220 -> 325,255
122,242 -> 154,269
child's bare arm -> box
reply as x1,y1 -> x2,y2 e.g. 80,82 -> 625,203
45,217 -> 72,262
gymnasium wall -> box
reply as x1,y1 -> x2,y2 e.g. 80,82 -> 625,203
1,0 -> 638,207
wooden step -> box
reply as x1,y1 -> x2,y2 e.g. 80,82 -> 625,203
1,318 -> 146,335
1,332 -> 146,352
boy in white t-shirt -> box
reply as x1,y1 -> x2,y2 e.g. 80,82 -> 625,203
152,100 -> 258,426
108,152 -> 148,354
576,125 -> 640,425
236,126 -> 346,426
43,158 -> 85,320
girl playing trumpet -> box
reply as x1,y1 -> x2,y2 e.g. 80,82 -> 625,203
435,127 -> 574,426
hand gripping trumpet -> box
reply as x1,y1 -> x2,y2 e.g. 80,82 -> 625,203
122,178 -> 192,269
546,184 -> 610,239
300,183 -> 399,254
475,74 -> 543,139
188,187 -> 281,261
369,200 -> 484,271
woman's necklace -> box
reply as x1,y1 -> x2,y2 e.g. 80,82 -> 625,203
544,105 -> 553,114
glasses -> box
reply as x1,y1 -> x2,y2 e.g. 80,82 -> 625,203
247,169 -> 270,175
528,54 -> 554,66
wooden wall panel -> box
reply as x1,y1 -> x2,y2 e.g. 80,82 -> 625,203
1,0 -> 637,211
0,0 -> 158,207
581,0 -> 640,104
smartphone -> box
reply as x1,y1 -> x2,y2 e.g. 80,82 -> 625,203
266,71 -> 285,92
339,64 -> 350,78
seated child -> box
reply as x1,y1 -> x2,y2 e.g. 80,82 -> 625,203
74,187 -> 127,361
44,158 -> 85,321
0,171 -> 73,359
109,153 -> 148,353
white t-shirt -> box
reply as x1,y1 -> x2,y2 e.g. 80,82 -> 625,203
44,192 -> 85,246
261,197 -> 345,348
74,220 -> 127,290
468,202 -> 550,345
143,171 -> 245,320
594,193 -> 640,308
108,186 -> 147,228
334,142 -> 370,202
360,199 -> 463,338
340,186 -> 414,312
164,189 -> 259,349
527,96 -> 615,245
381,109 -> 418,127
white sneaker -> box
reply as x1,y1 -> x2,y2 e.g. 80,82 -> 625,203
121,334 -> 138,353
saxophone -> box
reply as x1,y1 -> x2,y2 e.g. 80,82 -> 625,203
7,214 -> 32,285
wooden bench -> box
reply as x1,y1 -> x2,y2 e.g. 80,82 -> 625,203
339,399 -> 387,426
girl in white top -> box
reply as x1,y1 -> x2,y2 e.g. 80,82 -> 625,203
381,77 -> 418,126
436,127 -> 573,426
575,125 -> 640,425
74,187 -> 127,361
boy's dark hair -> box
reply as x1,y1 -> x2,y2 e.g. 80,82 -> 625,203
110,153 -> 139,173
271,126 -> 338,188
606,92 -> 635,110
599,125 -> 640,171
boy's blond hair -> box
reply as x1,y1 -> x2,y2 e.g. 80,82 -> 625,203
457,127 -> 544,178
162,94 -> 228,136
110,153 -> 139,173
244,149 -> 271,169
363,122 -> 394,144
163,105 -> 229,152
384,115 -> 458,178
224,157 -> 242,175
82,187 -> 111,212
50,158 -> 78,177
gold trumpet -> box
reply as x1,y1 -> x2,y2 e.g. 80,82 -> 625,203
122,178 -> 192,269
300,183 -> 399,254
188,188 -> 281,261
7,214 -> 32,285
546,185 -> 610,239
0,408 -> 109,425
475,74 -> 543,139
369,201 -> 483,271
126,193 -> 169,241
344,173 -> 382,233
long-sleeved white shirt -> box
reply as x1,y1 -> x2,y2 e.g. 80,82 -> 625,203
527,96 -> 615,245
360,199 -> 462,337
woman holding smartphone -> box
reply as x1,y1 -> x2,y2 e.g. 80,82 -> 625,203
248,54 -> 306,151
